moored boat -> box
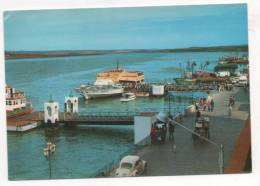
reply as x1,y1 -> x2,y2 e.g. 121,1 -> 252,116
6,85 -> 33,119
76,80 -> 124,100
120,93 -> 136,102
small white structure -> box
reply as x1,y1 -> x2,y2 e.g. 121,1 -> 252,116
217,71 -> 230,77
44,96 -> 59,124
65,94 -> 78,113
134,113 -> 156,145
152,85 -> 165,96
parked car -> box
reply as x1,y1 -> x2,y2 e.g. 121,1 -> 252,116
115,155 -> 147,177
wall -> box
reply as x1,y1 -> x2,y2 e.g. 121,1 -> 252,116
134,115 -> 155,145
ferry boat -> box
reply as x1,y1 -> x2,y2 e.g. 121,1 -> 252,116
96,62 -> 144,85
76,80 -> 124,100
120,93 -> 136,102
6,85 -> 33,119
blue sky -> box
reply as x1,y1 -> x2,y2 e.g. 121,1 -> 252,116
4,4 -> 248,51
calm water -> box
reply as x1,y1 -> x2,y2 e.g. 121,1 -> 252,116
6,51 -> 247,180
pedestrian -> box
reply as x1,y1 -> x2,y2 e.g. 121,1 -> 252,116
195,103 -> 199,111
196,110 -> 201,119
228,105 -> 232,116
169,123 -> 175,140
211,99 -> 214,112
150,124 -> 157,144
207,100 -> 211,112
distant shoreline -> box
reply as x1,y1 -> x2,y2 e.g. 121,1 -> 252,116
5,45 -> 248,60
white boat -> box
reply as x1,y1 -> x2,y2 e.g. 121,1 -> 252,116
76,80 -> 124,100
120,93 -> 136,102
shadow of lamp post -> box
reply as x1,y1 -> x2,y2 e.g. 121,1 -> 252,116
43,141 -> 56,179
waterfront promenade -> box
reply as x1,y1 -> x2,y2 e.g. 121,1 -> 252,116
135,86 -> 250,176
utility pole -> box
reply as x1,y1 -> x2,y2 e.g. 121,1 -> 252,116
43,141 -> 56,179
169,118 -> 224,174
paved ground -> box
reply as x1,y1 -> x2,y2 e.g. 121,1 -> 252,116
136,86 -> 250,176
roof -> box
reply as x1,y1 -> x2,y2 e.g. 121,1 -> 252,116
121,155 -> 140,164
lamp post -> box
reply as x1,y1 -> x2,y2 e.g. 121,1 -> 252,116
43,141 -> 56,179
169,118 -> 224,174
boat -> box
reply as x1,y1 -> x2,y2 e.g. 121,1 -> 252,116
120,93 -> 136,102
192,69 -> 217,82
96,62 -> 144,85
219,55 -> 248,64
175,61 -> 197,86
6,85 -> 33,119
175,71 -> 196,86
76,80 -> 124,100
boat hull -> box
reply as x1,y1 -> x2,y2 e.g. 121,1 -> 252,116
7,107 -> 33,119
120,97 -> 136,102
175,78 -> 196,86
83,92 -> 123,99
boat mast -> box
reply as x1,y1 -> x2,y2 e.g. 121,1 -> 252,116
116,60 -> 119,70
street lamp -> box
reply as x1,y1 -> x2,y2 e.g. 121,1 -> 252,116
43,141 -> 56,179
167,116 -> 224,174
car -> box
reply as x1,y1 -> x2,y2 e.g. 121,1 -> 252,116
230,77 -> 240,84
115,155 -> 147,177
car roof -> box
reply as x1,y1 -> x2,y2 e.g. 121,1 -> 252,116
121,155 -> 140,164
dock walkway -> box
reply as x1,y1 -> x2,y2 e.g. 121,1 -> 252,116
135,86 -> 250,176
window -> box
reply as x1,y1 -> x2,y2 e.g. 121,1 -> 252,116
120,162 -> 132,169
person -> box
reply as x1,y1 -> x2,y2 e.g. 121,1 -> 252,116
196,110 -> 201,119
207,100 -> 211,112
150,125 -> 157,144
169,123 -> 175,140
195,103 -> 199,111
228,105 -> 232,116
211,99 -> 214,112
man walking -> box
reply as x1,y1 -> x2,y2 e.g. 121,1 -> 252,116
211,99 -> 214,112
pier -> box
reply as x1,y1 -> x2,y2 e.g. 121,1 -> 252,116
120,81 -> 227,97
132,86 -> 250,176
29,111 -> 159,125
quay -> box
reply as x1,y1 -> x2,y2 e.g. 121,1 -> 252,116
136,86 -> 250,176
105,86 -> 250,177
121,81 -> 223,96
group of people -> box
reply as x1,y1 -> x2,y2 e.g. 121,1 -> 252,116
198,97 -> 214,112
217,82 -> 233,92
150,123 -> 167,144
150,121 -> 175,144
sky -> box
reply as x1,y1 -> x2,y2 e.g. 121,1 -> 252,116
4,4 -> 248,51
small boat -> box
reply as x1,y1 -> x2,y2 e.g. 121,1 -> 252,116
120,93 -> 136,102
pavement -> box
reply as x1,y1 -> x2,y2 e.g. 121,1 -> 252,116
136,86 -> 250,176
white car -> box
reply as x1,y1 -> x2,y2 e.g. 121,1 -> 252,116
230,77 -> 240,84
115,155 -> 147,177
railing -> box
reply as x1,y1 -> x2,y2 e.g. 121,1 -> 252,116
90,147 -> 136,178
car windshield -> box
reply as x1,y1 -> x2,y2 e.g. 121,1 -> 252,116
120,162 -> 133,169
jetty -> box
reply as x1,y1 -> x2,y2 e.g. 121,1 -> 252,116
133,86 -> 250,176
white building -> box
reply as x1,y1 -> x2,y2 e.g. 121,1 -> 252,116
44,97 -> 59,124
152,85 -> 165,96
65,94 -> 78,113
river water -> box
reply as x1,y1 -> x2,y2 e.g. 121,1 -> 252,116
5,51 -> 247,180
